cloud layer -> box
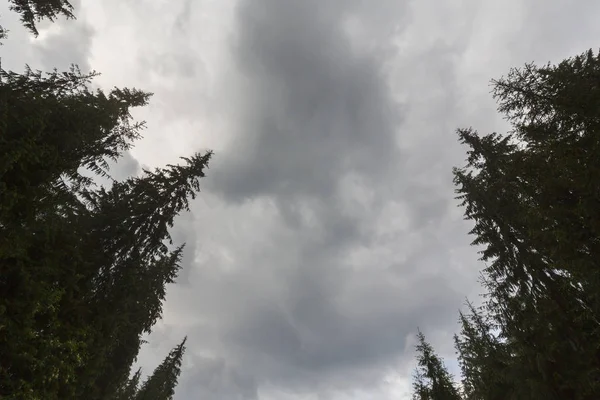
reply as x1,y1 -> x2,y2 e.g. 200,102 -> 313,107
4,0 -> 600,399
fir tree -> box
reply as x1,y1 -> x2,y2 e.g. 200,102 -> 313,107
412,331 -> 462,400
0,64 -> 211,399
78,152 -> 211,399
453,49 -> 600,398
454,301 -> 515,400
135,338 -> 187,400
410,47 -> 600,400
112,368 -> 142,400
0,65 -> 149,399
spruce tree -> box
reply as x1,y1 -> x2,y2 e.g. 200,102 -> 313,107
454,301 -> 514,400
0,64 -> 211,399
412,331 -> 462,400
78,152 -> 211,399
410,48 -> 600,400
135,338 -> 187,400
1,5 -> 207,399
453,49 -> 600,399
112,368 -> 142,400
0,65 -> 149,399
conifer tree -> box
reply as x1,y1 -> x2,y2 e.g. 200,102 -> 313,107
78,152 -> 211,399
0,64 -> 211,399
454,301 -> 514,400
412,331 -> 462,400
135,338 -> 187,400
0,65 -> 150,399
453,49 -> 600,399
112,368 -> 142,400
411,48 -> 600,400
1,5 -> 208,399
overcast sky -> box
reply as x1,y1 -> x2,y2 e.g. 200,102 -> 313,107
2,1 -> 600,399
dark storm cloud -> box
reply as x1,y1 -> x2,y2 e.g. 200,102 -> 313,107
34,24 -> 94,71
171,239 -> 465,399
177,354 -> 259,400
167,0 -> 474,398
211,0 -> 404,202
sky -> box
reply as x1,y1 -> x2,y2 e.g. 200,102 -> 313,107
2,1 -> 600,399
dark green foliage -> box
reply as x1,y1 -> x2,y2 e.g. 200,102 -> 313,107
112,368 -> 142,400
5,0 -> 74,36
413,48 -> 600,400
78,152 -> 211,400
134,338 -> 187,400
454,301 -> 514,400
412,331 -> 462,400
0,65 -> 149,225
453,49 -> 600,399
0,65 -> 149,399
0,65 -> 211,399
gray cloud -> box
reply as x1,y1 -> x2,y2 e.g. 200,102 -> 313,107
33,6 -> 94,72
211,0 -> 404,203
165,228 -> 465,398
156,1 -> 476,397
0,3 -> 38,69
177,354 -> 259,400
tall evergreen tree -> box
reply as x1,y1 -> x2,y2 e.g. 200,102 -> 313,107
135,338 -> 187,400
454,301 -> 514,400
1,4 -> 207,399
78,151 -> 211,399
111,368 -> 142,400
410,47 -> 600,400
0,64 -> 211,399
452,49 -> 600,399
412,331 -> 462,400
0,65 -> 149,399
